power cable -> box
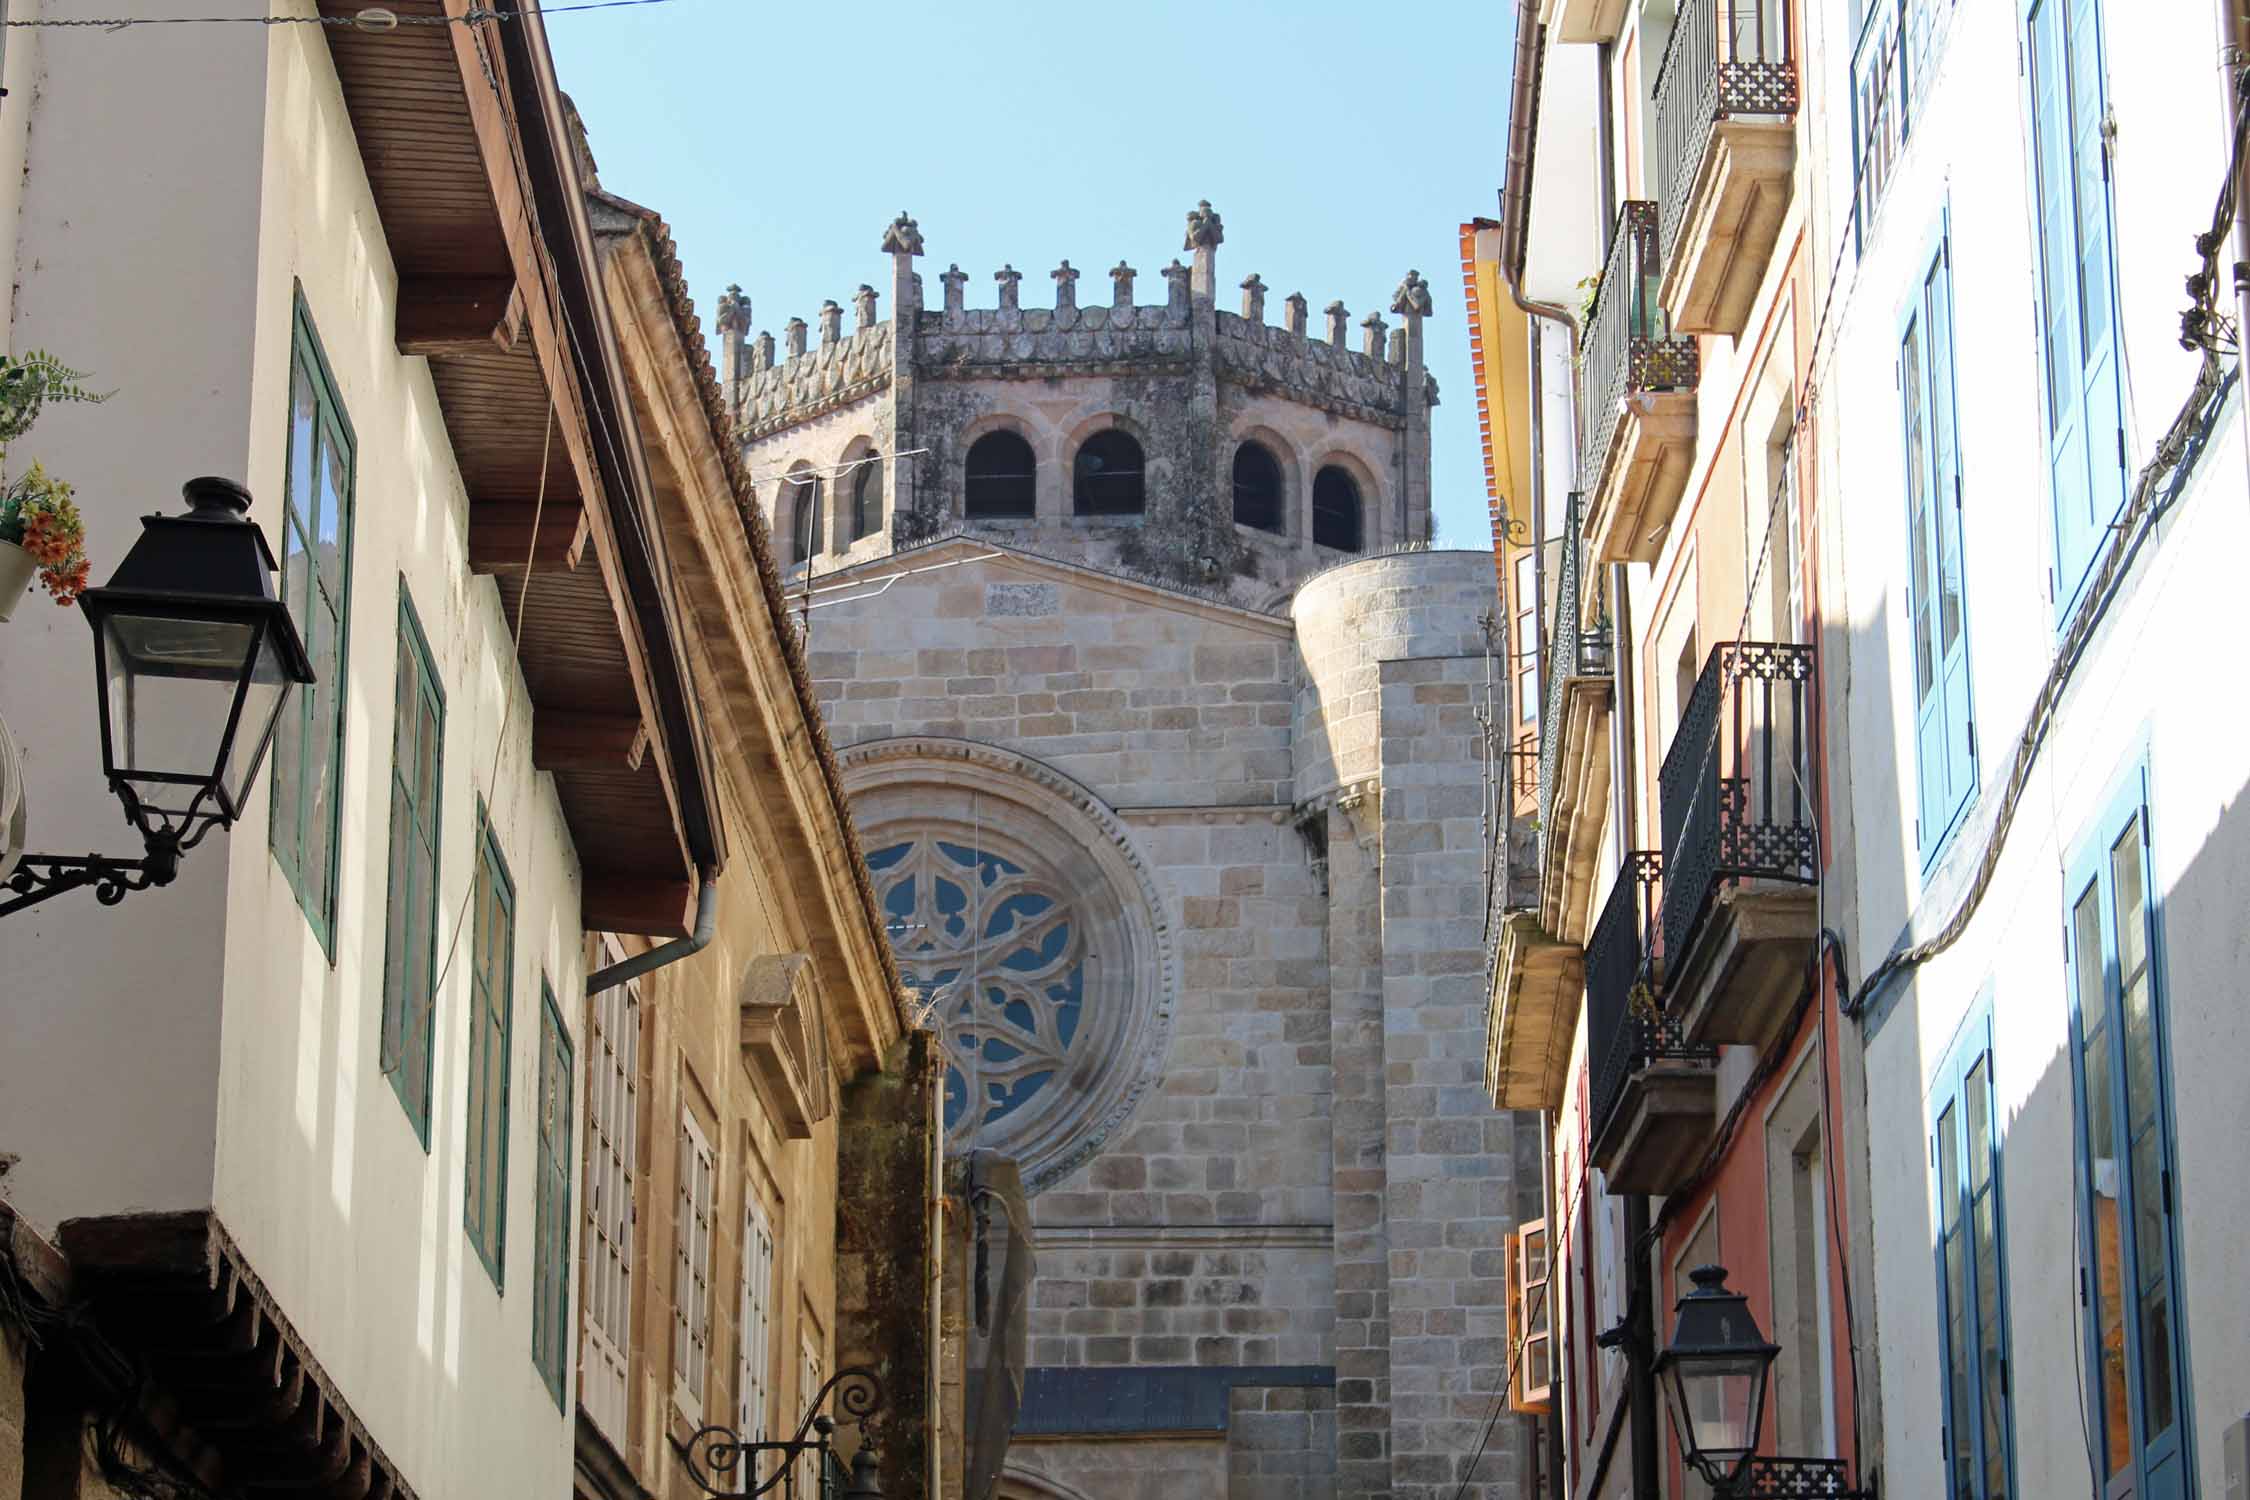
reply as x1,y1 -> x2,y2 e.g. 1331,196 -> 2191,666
1842,62 -> 2250,1020
0,0 -> 677,29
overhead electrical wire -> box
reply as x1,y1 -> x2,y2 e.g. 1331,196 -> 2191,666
0,0 -> 678,29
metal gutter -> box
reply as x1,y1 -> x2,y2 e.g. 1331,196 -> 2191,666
587,871 -> 717,995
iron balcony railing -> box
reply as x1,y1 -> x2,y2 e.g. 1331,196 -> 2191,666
1656,641 -> 1818,978
1587,852 -> 1712,1147
1653,0 -> 1801,268
1535,495 -> 1614,844
1579,203 -> 1700,502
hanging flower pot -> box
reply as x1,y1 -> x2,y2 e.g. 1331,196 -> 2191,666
0,462 -> 92,622
0,537 -> 34,621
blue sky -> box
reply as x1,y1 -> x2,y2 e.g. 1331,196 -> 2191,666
552,0 -> 1515,550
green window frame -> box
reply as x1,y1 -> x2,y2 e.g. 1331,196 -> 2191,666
1900,220 -> 1977,865
1929,997 -> 2014,1499
379,583 -> 444,1144
269,290 -> 357,956
464,804 -> 515,1289
2065,766 -> 2190,1500
531,981 -> 574,1406
2025,0 -> 2127,624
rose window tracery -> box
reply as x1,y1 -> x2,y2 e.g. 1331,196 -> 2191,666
844,741 -> 1177,1192
866,837 -> 1088,1140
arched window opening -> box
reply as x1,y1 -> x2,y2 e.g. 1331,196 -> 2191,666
787,471 -> 824,565
964,431 -> 1037,518
1231,442 -> 1284,533
1312,466 -> 1363,552
1072,429 -> 1145,516
851,454 -> 884,542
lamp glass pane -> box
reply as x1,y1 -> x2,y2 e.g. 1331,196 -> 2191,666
219,625 -> 295,814
1682,1355 -> 1764,1460
100,611 -> 256,806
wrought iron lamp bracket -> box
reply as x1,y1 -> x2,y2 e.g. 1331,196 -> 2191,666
1,785 -> 223,919
672,1366 -> 884,1499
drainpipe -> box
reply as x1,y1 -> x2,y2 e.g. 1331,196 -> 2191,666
586,870 -> 718,993
1623,1194 -> 1662,1500
2218,0 -> 2250,491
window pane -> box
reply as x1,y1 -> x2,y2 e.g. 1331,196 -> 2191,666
1965,1060 -> 1992,1195
1974,1191 -> 2005,1495
2074,883 -> 2130,1479
1945,1226 -> 1973,1492
2140,1283 -> 2176,1441
1937,1104 -> 1961,1229
1903,325 -> 1934,704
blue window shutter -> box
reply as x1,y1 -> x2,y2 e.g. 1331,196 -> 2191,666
2029,0 -> 2125,616
1925,242 -> 1976,821
1907,227 -> 1976,861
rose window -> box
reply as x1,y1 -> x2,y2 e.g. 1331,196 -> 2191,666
866,836 -> 1088,1140
844,742 -> 1176,1192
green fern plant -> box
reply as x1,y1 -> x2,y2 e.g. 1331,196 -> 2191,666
0,351 -> 109,450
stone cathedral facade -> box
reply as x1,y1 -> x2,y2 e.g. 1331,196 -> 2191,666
714,205 -> 1532,1500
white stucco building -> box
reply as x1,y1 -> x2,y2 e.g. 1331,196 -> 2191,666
1820,3 -> 2250,1498
0,8 -> 718,1500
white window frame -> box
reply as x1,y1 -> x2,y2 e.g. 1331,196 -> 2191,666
673,1108 -> 715,1421
797,1319 -> 825,1498
737,1196 -> 776,1493
578,952 -> 638,1440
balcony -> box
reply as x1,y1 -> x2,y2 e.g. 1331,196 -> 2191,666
1580,203 -> 1699,567
1541,0 -> 1629,44
1654,0 -> 1799,336
1658,642 -> 1819,1054
1537,495 -> 1615,944
1587,853 -> 1716,1195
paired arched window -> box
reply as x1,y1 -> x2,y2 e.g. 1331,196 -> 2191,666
787,470 -> 824,564
1073,429 -> 1145,516
1231,442 -> 1284,533
1312,465 -> 1363,552
851,454 -> 884,542
964,431 -> 1037,518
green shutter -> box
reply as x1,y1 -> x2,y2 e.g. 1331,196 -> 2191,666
380,584 -> 445,1144
465,806 -> 515,1289
532,982 -> 574,1405
268,290 -> 357,957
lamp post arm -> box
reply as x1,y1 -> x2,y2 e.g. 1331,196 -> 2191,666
0,824 -> 184,919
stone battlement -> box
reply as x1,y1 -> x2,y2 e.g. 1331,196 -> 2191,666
716,202 -> 1435,438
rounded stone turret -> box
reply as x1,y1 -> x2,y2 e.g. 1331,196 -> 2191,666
1289,547 -> 1498,808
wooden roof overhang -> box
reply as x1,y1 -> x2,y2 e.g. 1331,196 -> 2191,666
588,189 -> 906,1076
316,0 -> 720,934
51,1211 -> 419,1500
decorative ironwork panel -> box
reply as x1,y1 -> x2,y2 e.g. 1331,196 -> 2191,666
1655,1 -> 1801,276
1656,641 -> 1819,978
1736,1455 -> 1872,1498
1580,203 -> 1700,501
1586,853 -> 1714,1145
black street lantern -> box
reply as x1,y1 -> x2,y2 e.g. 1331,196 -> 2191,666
1654,1264 -> 1780,1491
2,477 -> 313,918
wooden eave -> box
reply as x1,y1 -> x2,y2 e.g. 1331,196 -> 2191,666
56,1211 -> 419,1500
587,188 -> 905,1075
315,0 -> 717,935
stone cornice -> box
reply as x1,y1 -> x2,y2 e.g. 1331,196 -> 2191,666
806,531 -> 1297,637
1030,1222 -> 1335,1253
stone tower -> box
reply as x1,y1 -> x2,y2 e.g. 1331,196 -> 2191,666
724,207 -> 1529,1500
